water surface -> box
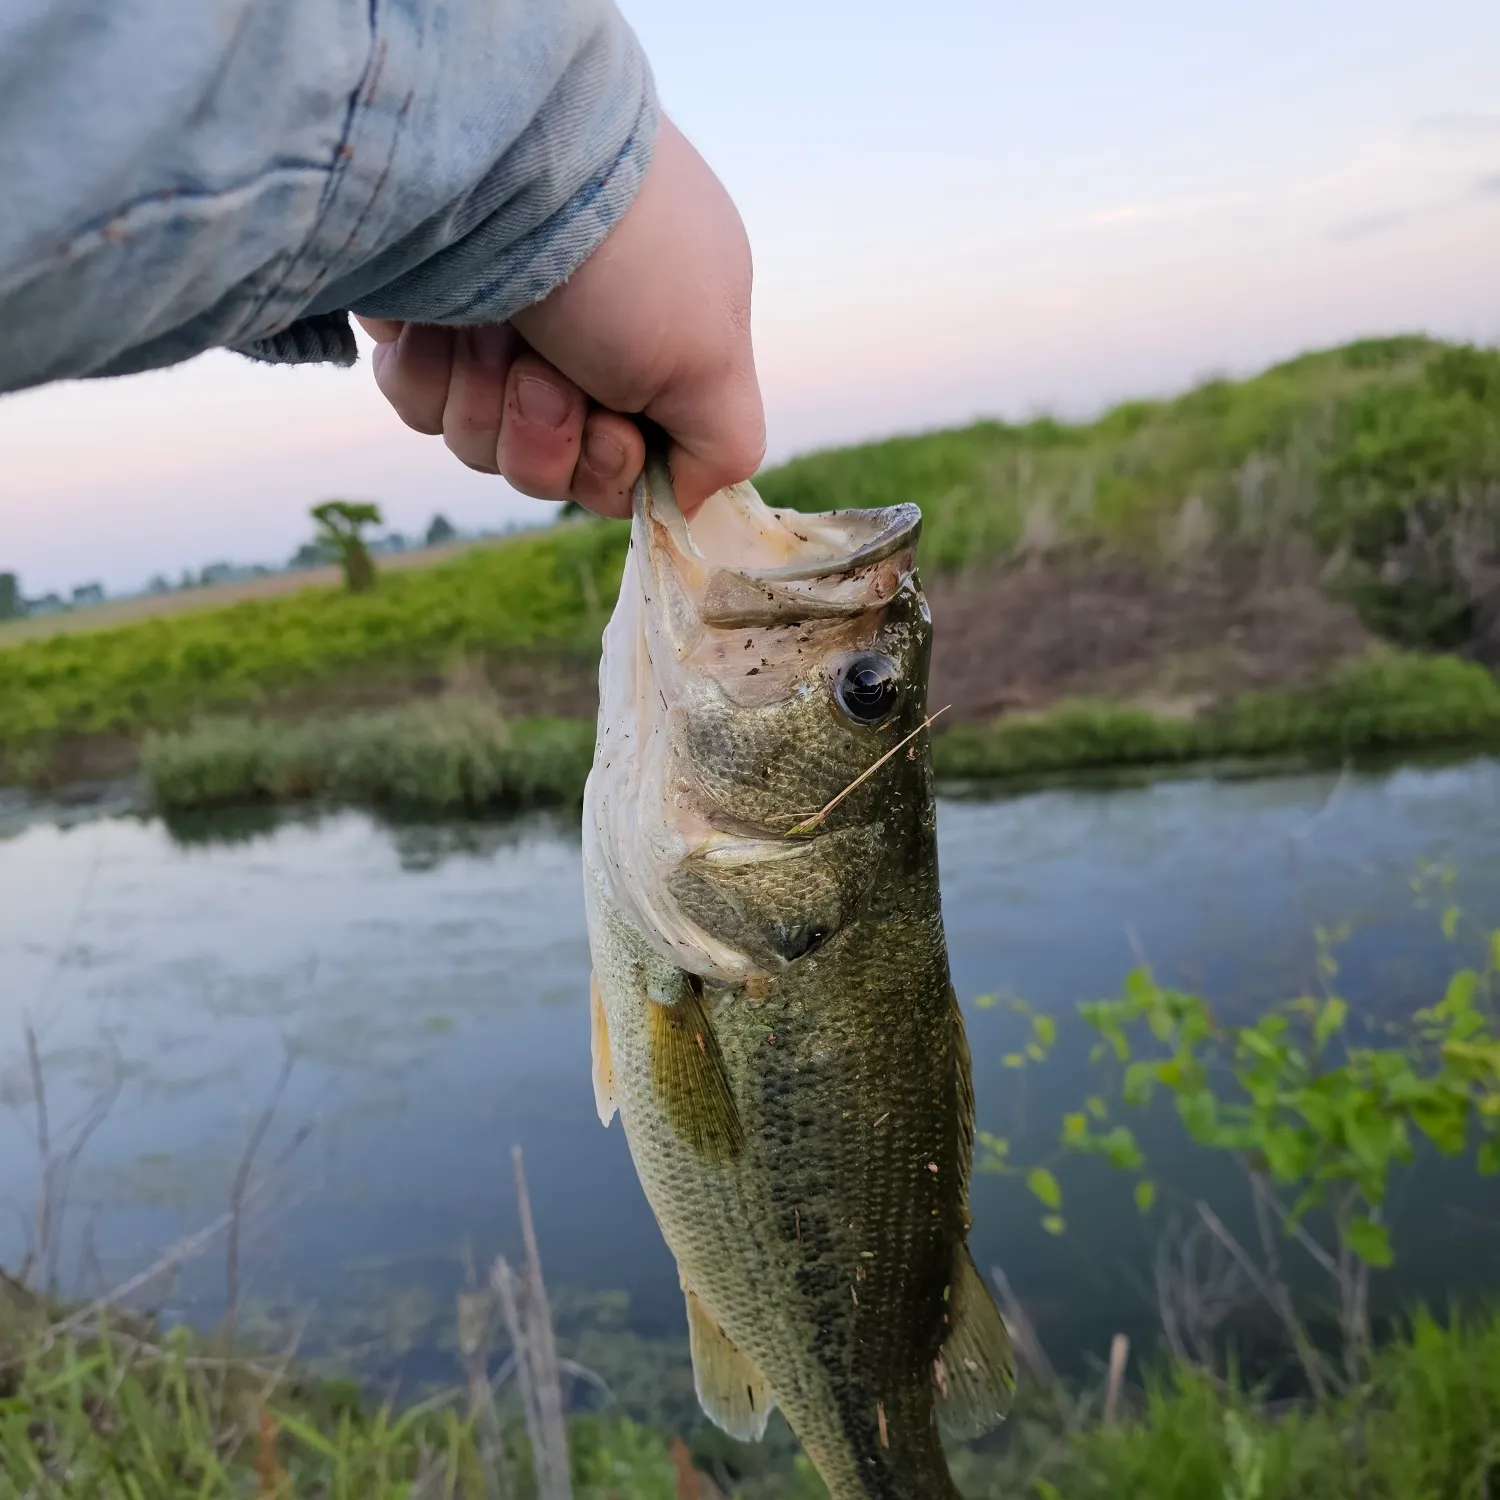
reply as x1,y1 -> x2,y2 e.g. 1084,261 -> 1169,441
1,758 -> 1497,1393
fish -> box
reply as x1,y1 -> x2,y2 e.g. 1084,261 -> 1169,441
581,454 -> 1014,1499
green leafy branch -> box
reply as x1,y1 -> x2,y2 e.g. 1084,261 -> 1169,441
980,889 -> 1500,1391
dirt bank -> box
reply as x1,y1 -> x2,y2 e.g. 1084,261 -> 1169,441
926,544 -> 1375,724
449,544 -> 1379,728
15,546 -> 1391,793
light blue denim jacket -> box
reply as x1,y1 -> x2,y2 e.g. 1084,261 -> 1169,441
0,0 -> 658,393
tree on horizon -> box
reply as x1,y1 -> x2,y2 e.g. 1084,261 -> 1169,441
311,500 -> 383,594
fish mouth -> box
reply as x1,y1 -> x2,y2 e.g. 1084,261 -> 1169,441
635,454 -> 921,634
586,458 -> 921,985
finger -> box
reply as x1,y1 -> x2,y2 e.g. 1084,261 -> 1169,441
442,326 -> 522,474
372,324 -> 456,436
353,315 -> 404,343
570,408 -> 644,520
495,354 -> 589,501
658,356 -> 767,517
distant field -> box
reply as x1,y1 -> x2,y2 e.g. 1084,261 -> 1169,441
0,519 -> 626,779
0,534 -> 513,647
3,335 -> 1498,789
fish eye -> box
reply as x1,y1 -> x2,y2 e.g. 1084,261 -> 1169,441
833,653 -> 901,726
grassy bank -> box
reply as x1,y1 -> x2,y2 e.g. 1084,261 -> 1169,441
6,1291 -> 1497,1498
957,1309 -> 1500,1500
139,653 -> 1500,814
5,336 -> 1498,791
0,1295 -> 686,1499
936,651 -> 1500,781
758,337 -> 1500,648
143,700 -> 596,814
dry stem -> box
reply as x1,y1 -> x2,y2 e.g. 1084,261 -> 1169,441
785,707 -> 949,837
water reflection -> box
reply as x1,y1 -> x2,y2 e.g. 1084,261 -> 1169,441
0,758 -> 1496,1387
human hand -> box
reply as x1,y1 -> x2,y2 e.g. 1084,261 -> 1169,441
357,117 -> 764,519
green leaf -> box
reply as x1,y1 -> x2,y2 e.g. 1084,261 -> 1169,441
977,1131 -> 1011,1171
1314,996 -> 1348,1050
1443,969 -> 1479,1016
1033,1014 -> 1057,1048
30,1356 -> 106,1396
1086,1094 -> 1108,1121
1002,1053 -> 1026,1069
1101,1125 -> 1146,1172
1178,1090 -> 1219,1143
1411,1098 -> 1468,1156
1061,1112 -> 1088,1145
1342,1108 -> 1393,1177
1478,1138 -> 1500,1176
1123,1060 -> 1157,1104
1240,1028 -> 1283,1063
1123,967 -> 1158,1009
1490,930 -> 1500,973
1262,1124 -> 1310,1182
276,1409 -> 343,1459
1041,1214 -> 1066,1236
1346,1216 -> 1393,1269
1441,905 -> 1461,940
1027,1167 -> 1063,1210
1134,1179 -> 1157,1214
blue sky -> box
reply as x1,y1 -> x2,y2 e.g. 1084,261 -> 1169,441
2,0 -> 1497,594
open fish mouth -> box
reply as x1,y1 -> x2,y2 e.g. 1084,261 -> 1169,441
585,455 -> 927,985
635,452 -> 922,637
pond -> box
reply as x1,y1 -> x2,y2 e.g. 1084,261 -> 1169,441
0,757 -> 1497,1414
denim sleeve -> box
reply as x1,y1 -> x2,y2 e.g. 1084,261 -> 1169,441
0,0 -> 658,394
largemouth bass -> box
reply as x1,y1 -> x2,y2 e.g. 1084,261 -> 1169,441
582,457 -> 1013,1499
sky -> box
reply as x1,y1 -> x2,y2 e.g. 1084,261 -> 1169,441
2,0 -> 1498,596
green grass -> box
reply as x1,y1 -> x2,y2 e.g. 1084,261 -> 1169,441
0,521 -> 627,770
0,1313 -> 683,1499
4,336 -> 1498,786
758,336 -> 1482,559
950,1308 -> 1500,1500
142,700 -> 595,814
138,653 -> 1500,814
761,337 -> 1500,651
5,1298 -> 1499,1497
936,653 -> 1500,781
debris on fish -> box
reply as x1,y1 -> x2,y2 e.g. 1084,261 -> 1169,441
582,455 -> 1014,1499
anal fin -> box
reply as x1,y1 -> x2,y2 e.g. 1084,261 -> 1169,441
590,971 -> 616,1127
648,973 -> 744,1163
933,1244 -> 1015,1438
685,1286 -> 774,1442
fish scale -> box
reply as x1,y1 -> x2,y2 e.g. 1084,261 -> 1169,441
583,460 -> 1013,1497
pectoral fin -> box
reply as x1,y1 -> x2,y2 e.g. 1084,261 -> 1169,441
590,971 -> 616,1127
685,1286 -> 774,1441
933,1244 -> 1015,1438
649,973 -> 744,1163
